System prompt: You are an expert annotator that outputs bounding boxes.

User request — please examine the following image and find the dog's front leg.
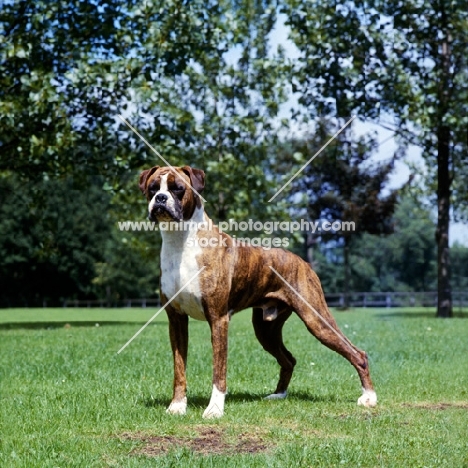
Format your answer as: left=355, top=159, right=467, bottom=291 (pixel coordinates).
left=203, top=313, right=229, bottom=419
left=166, top=308, right=189, bottom=415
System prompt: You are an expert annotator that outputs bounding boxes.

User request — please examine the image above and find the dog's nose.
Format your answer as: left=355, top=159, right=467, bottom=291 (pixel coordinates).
left=156, top=193, right=168, bottom=204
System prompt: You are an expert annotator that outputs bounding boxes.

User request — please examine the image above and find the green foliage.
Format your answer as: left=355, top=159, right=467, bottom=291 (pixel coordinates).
left=281, top=0, right=468, bottom=200
left=0, top=0, right=136, bottom=180
left=282, top=0, right=468, bottom=146
left=1, top=0, right=466, bottom=305
left=451, top=242, right=468, bottom=290
left=92, top=228, right=161, bottom=302
left=0, top=0, right=291, bottom=304
left=0, top=0, right=289, bottom=199
left=0, top=171, right=162, bottom=304
left=314, top=193, right=439, bottom=293
left=282, top=0, right=468, bottom=316
left=282, top=1, right=385, bottom=119
left=120, top=0, right=290, bottom=222
left=276, top=119, right=399, bottom=301
left=356, top=195, right=437, bottom=292
left=293, top=120, right=398, bottom=238
left=0, top=175, right=111, bottom=306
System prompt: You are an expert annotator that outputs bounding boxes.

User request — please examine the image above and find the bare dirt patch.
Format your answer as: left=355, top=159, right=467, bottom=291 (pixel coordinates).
left=121, top=426, right=270, bottom=457
left=403, top=402, right=468, bottom=410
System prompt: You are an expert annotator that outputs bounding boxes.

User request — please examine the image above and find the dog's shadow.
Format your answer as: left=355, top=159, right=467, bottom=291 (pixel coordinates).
left=143, top=391, right=347, bottom=409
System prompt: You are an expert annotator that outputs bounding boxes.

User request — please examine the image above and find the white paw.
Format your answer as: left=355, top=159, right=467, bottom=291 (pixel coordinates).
left=166, top=397, right=187, bottom=415
left=202, top=404, right=224, bottom=419
left=357, top=389, right=377, bottom=408
left=264, top=391, right=288, bottom=400
left=202, top=385, right=226, bottom=419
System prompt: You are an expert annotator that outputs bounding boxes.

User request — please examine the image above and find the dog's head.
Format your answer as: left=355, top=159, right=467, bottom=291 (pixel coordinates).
left=139, top=165, right=205, bottom=222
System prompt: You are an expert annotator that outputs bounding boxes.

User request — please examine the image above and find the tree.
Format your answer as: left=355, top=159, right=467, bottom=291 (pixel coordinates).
left=312, top=192, right=439, bottom=294
left=92, top=231, right=161, bottom=303
left=0, top=0, right=137, bottom=181
left=451, top=242, right=468, bottom=292
left=282, top=0, right=468, bottom=317
left=122, top=0, right=290, bottom=223
left=0, top=175, right=111, bottom=306
left=284, top=119, right=398, bottom=307
left=1, top=0, right=289, bottom=216
left=355, top=193, right=437, bottom=292
left=1, top=0, right=291, bottom=303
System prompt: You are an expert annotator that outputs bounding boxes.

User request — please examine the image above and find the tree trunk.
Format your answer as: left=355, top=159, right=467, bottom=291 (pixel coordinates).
left=436, top=125, right=452, bottom=318
left=303, top=231, right=318, bottom=266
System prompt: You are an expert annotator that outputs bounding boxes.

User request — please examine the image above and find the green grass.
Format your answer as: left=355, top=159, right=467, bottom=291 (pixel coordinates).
left=1, top=307, right=468, bottom=467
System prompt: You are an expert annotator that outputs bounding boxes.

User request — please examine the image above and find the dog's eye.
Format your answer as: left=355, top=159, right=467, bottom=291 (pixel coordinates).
left=171, top=185, right=185, bottom=199
left=148, top=184, right=159, bottom=196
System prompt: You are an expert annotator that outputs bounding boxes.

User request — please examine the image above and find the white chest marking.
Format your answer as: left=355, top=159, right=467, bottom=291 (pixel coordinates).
left=160, top=206, right=206, bottom=321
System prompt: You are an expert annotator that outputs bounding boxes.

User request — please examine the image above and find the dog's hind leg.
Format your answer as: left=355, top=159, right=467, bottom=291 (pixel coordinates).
left=292, top=296, right=377, bottom=407
left=252, top=307, right=296, bottom=399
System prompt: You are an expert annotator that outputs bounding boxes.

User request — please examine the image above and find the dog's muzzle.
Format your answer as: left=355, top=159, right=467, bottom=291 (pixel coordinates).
left=149, top=193, right=179, bottom=221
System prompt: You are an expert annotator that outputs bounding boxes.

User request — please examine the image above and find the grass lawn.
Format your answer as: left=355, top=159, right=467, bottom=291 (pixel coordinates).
left=1, top=307, right=467, bottom=467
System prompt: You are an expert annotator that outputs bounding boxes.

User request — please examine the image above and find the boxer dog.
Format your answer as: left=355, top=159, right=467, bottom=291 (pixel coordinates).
left=139, top=165, right=377, bottom=418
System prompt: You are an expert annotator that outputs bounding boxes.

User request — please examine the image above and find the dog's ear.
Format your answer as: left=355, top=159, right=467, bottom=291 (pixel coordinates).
left=181, top=166, right=205, bottom=194
left=139, top=166, right=159, bottom=194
